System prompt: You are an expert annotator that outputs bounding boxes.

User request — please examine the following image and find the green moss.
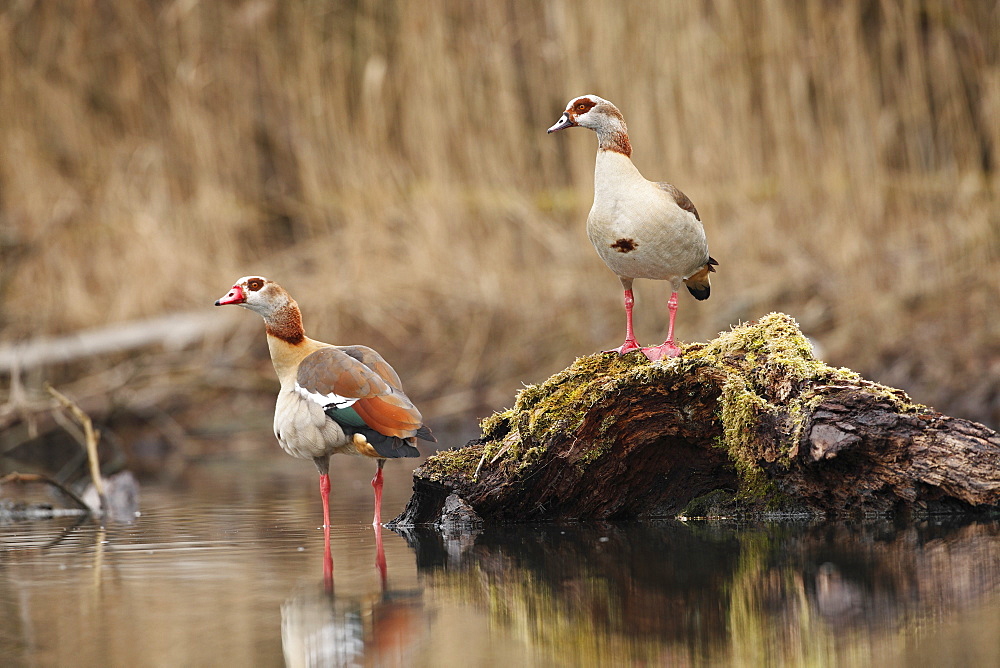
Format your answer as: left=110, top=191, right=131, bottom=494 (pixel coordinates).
left=515, top=353, right=646, bottom=441
left=734, top=465, right=781, bottom=507
left=575, top=436, right=615, bottom=469
left=719, top=376, right=771, bottom=468
left=419, top=312, right=926, bottom=506
left=687, top=313, right=925, bottom=503
left=506, top=352, right=649, bottom=459
left=418, top=352, right=653, bottom=480
left=419, top=442, right=486, bottom=483
left=598, top=413, right=618, bottom=435
left=480, top=410, right=513, bottom=441
left=680, top=489, right=738, bottom=518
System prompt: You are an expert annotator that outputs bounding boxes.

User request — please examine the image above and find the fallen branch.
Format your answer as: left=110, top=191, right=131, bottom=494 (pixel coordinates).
left=393, top=313, right=1000, bottom=525
left=0, top=311, right=227, bottom=372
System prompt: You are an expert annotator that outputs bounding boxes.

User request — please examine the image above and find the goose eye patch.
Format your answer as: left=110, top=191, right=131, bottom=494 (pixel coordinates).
left=247, top=278, right=264, bottom=291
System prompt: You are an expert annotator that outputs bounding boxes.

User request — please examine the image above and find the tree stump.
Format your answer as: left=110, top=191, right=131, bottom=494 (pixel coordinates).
left=392, top=314, right=1000, bottom=525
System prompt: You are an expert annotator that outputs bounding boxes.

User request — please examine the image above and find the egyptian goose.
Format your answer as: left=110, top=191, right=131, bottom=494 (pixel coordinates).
left=547, top=95, right=718, bottom=360
left=215, top=276, right=435, bottom=571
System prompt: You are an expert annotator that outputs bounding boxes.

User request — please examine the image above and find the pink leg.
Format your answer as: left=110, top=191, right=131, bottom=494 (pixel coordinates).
left=607, top=288, right=641, bottom=354
left=319, top=473, right=333, bottom=588
left=642, top=292, right=682, bottom=361
left=665, top=291, right=678, bottom=346
left=372, top=460, right=388, bottom=583
left=374, top=522, right=387, bottom=590
left=371, top=460, right=385, bottom=528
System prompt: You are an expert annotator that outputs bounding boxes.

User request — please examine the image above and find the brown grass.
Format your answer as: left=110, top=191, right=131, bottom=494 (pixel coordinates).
left=0, top=1, right=998, bottom=432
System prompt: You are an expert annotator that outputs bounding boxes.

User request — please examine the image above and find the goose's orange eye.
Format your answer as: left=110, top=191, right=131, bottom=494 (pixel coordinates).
left=247, top=278, right=264, bottom=291
left=576, top=103, right=587, bottom=111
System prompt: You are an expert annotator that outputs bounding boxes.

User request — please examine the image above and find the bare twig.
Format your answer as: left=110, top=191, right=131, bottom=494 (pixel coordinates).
left=45, top=384, right=107, bottom=513
left=0, top=472, right=91, bottom=512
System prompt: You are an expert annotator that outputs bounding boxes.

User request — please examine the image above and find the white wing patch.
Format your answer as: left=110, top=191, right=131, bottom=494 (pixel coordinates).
left=294, top=382, right=359, bottom=410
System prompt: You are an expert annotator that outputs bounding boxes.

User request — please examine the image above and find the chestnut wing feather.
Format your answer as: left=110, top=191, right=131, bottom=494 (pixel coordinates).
left=296, top=347, right=434, bottom=457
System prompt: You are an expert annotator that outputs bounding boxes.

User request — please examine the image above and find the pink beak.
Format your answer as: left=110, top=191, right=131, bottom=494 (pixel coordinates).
left=215, top=285, right=245, bottom=306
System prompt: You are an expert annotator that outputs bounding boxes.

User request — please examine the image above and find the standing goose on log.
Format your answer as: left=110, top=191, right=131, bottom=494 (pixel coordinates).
left=548, top=94, right=718, bottom=360
left=215, top=277, right=435, bottom=573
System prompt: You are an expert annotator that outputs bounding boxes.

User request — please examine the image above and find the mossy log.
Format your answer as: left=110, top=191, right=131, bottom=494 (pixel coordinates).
left=392, top=314, right=1000, bottom=524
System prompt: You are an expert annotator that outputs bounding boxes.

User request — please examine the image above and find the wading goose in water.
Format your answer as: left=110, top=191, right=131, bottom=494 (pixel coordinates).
left=547, top=94, right=718, bottom=360
left=215, top=276, right=434, bottom=578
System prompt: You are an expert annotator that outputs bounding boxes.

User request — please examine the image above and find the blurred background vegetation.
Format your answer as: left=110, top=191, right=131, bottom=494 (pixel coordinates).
left=0, top=1, right=997, bottom=477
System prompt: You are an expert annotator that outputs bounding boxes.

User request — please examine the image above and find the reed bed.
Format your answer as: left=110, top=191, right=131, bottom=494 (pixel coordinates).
left=0, top=0, right=997, bottom=445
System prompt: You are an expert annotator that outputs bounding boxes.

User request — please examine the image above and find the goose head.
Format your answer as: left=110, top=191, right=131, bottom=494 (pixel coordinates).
left=215, top=275, right=294, bottom=320
left=547, top=94, right=624, bottom=134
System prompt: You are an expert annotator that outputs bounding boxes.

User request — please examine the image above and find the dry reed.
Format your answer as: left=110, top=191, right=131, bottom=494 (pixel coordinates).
left=0, top=0, right=997, bottom=435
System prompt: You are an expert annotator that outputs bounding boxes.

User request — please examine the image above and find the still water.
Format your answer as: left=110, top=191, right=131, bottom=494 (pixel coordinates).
left=2, top=453, right=1000, bottom=667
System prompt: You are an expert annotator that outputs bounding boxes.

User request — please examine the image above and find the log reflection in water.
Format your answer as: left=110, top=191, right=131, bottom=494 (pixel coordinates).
left=395, top=519, right=1000, bottom=664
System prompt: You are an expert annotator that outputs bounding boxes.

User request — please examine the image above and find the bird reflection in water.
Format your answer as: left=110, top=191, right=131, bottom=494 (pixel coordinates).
left=813, top=561, right=866, bottom=621
left=283, top=525, right=425, bottom=667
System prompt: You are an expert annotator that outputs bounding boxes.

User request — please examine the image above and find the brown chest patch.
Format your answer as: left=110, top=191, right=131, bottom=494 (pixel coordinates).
left=611, top=238, right=638, bottom=253
left=266, top=304, right=306, bottom=345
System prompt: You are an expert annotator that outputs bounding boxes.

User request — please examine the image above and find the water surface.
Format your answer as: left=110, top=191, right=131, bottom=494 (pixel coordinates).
left=2, top=454, right=999, bottom=667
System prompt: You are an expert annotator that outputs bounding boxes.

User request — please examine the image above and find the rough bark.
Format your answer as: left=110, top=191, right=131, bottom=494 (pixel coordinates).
left=392, top=314, right=1000, bottom=525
